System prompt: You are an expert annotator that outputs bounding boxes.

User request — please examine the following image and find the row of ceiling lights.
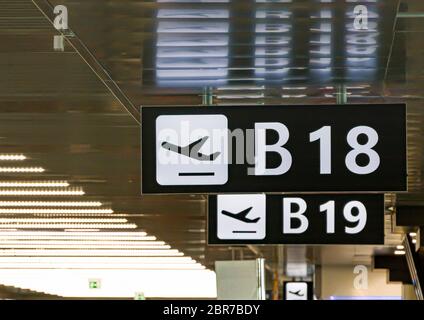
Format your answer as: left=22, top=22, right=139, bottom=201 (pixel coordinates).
left=0, top=153, right=214, bottom=296
left=0, top=153, right=209, bottom=282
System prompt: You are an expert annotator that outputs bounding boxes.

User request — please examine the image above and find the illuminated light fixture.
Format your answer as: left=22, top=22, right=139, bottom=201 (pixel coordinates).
left=0, top=242, right=169, bottom=249
left=282, top=94, right=307, bottom=98
left=412, top=239, right=417, bottom=244
left=0, top=188, right=84, bottom=196
left=0, top=181, right=69, bottom=187
left=348, top=95, right=369, bottom=98
left=0, top=231, right=155, bottom=241
left=0, top=236, right=157, bottom=242
left=157, top=69, right=227, bottom=79
left=394, top=250, right=405, bottom=255
left=0, top=167, right=44, bottom=173
left=310, top=10, right=333, bottom=19
left=255, top=48, right=290, bottom=56
left=0, top=201, right=102, bottom=207
left=156, top=58, right=228, bottom=69
left=0, top=240, right=161, bottom=245
left=0, top=223, right=136, bottom=229
left=0, top=235, right=156, bottom=241
left=256, top=10, right=291, bottom=19
left=0, top=231, right=147, bottom=237
left=0, top=256, right=194, bottom=263
left=396, top=245, right=405, bottom=250
left=0, top=209, right=113, bottom=214
left=310, top=24, right=332, bottom=32
left=0, top=249, right=183, bottom=257
left=255, top=68, right=289, bottom=76
left=310, top=47, right=331, bottom=55
left=256, top=23, right=290, bottom=33
left=346, top=85, right=369, bottom=90
left=157, top=9, right=229, bottom=19
left=32, top=214, right=117, bottom=218
left=282, top=87, right=307, bottom=90
left=216, top=94, right=264, bottom=99
left=0, top=218, right=127, bottom=223
left=157, top=47, right=229, bottom=58
left=157, top=21, right=229, bottom=34
left=0, top=155, right=26, bottom=161
left=0, top=263, right=206, bottom=270
left=409, top=232, right=417, bottom=237
left=216, top=86, right=264, bottom=91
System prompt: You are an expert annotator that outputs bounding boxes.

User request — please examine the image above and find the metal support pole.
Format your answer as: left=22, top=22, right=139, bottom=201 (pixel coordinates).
left=202, top=86, right=214, bottom=106
left=336, top=84, right=347, bottom=105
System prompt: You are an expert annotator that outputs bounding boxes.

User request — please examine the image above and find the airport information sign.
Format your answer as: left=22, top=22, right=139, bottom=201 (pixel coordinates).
left=141, top=104, right=406, bottom=194
left=208, top=194, right=384, bottom=245
left=283, top=282, right=314, bottom=300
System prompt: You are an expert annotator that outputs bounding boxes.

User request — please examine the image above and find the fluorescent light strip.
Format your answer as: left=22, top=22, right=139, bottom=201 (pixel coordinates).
left=0, top=263, right=205, bottom=270
left=0, top=201, right=102, bottom=207
left=282, top=94, right=307, bottom=98
left=0, top=241, right=166, bottom=246
left=0, top=240, right=167, bottom=249
left=0, top=181, right=69, bottom=187
left=0, top=155, right=26, bottom=161
left=0, top=209, right=113, bottom=214
left=0, top=235, right=156, bottom=241
left=0, top=167, right=44, bottom=173
left=0, top=231, right=148, bottom=237
left=0, top=218, right=127, bottom=223
left=0, top=224, right=137, bottom=229
left=216, top=94, right=264, bottom=99
left=0, top=244, right=170, bottom=249
left=216, top=86, right=265, bottom=91
left=282, top=87, right=307, bottom=90
left=0, top=257, right=194, bottom=263
left=31, top=214, right=117, bottom=218
left=0, top=189, right=84, bottom=195
left=0, top=250, right=183, bottom=257
left=0, top=231, right=155, bottom=241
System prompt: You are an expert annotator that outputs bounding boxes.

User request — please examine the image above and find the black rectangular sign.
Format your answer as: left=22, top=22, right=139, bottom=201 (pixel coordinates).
left=141, top=104, right=406, bottom=194
left=208, top=194, right=384, bottom=245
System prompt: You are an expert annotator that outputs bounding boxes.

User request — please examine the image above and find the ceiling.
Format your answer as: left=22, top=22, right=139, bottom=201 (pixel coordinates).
left=1, top=0, right=424, bottom=283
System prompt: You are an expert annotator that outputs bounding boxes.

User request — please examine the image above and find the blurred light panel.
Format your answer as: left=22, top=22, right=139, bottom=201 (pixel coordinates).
left=0, top=201, right=103, bottom=207
left=0, top=154, right=26, bottom=161
left=0, top=181, right=70, bottom=187
left=0, top=188, right=84, bottom=196
left=155, top=4, right=229, bottom=87
left=255, top=3, right=292, bottom=82
left=0, top=167, right=44, bottom=173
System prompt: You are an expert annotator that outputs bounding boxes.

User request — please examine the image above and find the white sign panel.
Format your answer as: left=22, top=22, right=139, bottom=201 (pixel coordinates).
left=285, top=282, right=308, bottom=300
left=155, top=114, right=228, bottom=185
left=217, top=194, right=266, bottom=240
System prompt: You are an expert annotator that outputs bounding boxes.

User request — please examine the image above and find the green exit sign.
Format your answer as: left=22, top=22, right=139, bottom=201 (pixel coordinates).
left=134, top=292, right=145, bottom=300
left=89, top=279, right=101, bottom=289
